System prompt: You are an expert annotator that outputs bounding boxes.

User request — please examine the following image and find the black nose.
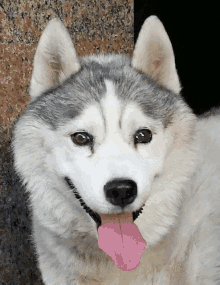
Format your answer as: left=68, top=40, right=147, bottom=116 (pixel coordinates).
left=104, top=179, right=137, bottom=207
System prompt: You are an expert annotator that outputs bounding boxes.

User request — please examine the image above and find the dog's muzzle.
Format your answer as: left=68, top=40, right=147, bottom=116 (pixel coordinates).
left=64, top=177, right=144, bottom=228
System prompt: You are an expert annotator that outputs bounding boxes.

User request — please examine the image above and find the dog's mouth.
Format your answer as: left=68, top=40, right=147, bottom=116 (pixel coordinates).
left=65, top=177, right=144, bottom=228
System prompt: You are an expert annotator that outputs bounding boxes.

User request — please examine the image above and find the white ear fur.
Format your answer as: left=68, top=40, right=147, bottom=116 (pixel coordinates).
left=132, top=16, right=181, bottom=94
left=29, top=18, right=81, bottom=99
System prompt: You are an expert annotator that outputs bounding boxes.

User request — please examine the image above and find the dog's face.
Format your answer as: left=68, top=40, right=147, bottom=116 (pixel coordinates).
left=13, top=16, right=196, bottom=246
left=47, top=79, right=167, bottom=216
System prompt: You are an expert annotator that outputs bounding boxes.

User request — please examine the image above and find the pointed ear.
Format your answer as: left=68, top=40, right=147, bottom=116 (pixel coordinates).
left=132, top=16, right=181, bottom=94
left=29, top=18, right=81, bottom=99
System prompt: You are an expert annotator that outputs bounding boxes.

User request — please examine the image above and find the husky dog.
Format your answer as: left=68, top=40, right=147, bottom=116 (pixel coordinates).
left=13, top=16, right=220, bottom=284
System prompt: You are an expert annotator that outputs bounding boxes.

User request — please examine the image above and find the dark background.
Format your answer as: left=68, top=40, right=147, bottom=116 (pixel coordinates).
left=134, top=0, right=219, bottom=115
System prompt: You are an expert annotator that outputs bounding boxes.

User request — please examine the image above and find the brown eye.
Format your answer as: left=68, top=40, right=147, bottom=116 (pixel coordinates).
left=71, top=132, right=93, bottom=146
left=134, top=129, right=152, bottom=145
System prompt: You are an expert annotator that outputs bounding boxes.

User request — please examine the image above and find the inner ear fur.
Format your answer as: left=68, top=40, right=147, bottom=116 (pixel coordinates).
left=29, top=18, right=81, bottom=99
left=132, top=16, right=181, bottom=94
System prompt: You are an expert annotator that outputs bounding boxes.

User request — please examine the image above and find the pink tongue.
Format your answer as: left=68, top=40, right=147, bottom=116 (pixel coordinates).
left=98, top=212, right=146, bottom=271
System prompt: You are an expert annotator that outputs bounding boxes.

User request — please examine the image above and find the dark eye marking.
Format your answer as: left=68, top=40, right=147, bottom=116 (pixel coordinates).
left=134, top=129, right=152, bottom=145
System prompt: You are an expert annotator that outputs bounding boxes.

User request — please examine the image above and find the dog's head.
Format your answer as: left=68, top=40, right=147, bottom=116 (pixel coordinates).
left=13, top=16, right=196, bottom=248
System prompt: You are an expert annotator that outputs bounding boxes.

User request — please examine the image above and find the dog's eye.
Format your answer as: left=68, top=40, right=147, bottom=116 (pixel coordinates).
left=134, top=129, right=152, bottom=144
left=71, top=132, right=93, bottom=146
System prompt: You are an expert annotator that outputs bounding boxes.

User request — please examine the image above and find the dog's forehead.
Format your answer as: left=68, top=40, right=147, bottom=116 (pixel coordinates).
left=101, top=80, right=158, bottom=133
left=62, top=80, right=137, bottom=131
left=86, top=80, right=157, bottom=134
left=57, top=80, right=150, bottom=135
left=101, top=80, right=122, bottom=132
left=25, top=55, right=180, bottom=130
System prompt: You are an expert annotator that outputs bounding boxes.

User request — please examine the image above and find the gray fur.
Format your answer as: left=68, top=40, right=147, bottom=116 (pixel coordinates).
left=24, top=54, right=187, bottom=130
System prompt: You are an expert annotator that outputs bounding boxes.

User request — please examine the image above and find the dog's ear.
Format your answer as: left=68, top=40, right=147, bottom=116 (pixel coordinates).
left=29, top=18, right=80, bottom=99
left=132, top=16, right=181, bottom=94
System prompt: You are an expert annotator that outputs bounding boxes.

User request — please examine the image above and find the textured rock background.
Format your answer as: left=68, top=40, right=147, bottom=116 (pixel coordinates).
left=0, top=1, right=133, bottom=284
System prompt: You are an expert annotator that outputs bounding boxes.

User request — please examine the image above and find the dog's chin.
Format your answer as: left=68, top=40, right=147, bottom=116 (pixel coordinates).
left=64, top=177, right=144, bottom=228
